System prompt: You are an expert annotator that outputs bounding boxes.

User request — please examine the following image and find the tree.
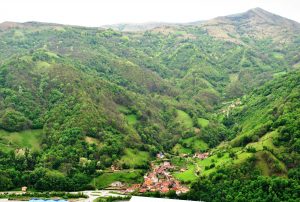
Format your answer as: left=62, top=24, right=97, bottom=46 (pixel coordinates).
left=0, top=109, right=31, bottom=131
left=0, top=175, right=13, bottom=191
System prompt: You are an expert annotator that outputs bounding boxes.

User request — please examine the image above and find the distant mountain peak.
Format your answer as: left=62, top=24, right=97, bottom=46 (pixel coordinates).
left=197, top=7, right=300, bottom=44
left=246, top=7, right=273, bottom=19
left=225, top=7, right=300, bottom=25
left=246, top=7, right=279, bottom=16
left=248, top=7, right=268, bottom=13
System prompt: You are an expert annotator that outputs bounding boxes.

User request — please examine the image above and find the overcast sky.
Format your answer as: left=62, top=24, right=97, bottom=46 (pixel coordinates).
left=0, top=0, right=299, bottom=27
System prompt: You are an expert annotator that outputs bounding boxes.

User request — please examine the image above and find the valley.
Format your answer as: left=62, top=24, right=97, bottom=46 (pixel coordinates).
left=0, top=7, right=299, bottom=202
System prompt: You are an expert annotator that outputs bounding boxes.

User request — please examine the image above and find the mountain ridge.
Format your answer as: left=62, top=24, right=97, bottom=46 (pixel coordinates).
left=0, top=7, right=299, bottom=200
left=2, top=7, right=299, bottom=44
left=101, top=7, right=300, bottom=35
left=2, top=7, right=299, bottom=31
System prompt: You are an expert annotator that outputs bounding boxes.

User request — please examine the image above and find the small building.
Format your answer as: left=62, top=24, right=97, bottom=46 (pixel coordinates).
left=132, top=184, right=141, bottom=189
left=161, top=187, right=170, bottom=193
left=126, top=184, right=141, bottom=193
left=139, top=188, right=147, bottom=193
left=143, top=178, right=153, bottom=186
left=193, top=152, right=209, bottom=160
left=180, top=168, right=187, bottom=172
left=176, top=186, right=190, bottom=195
left=110, top=181, right=124, bottom=187
left=157, top=152, right=165, bottom=159
left=22, top=186, right=27, bottom=192
left=111, top=165, right=120, bottom=172
left=163, top=162, right=172, bottom=167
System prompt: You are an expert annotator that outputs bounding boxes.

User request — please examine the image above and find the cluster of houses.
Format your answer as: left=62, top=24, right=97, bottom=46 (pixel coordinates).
left=156, top=152, right=165, bottom=159
left=108, top=151, right=210, bottom=195
left=221, top=99, right=242, bottom=117
left=179, top=152, right=210, bottom=160
left=193, top=152, right=209, bottom=160
left=126, top=161, right=189, bottom=195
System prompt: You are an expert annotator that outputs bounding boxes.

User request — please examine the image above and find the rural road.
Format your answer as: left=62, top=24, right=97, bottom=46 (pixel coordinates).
left=80, top=190, right=126, bottom=202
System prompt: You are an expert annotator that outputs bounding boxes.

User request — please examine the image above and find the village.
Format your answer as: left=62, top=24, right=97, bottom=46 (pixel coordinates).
left=3, top=151, right=211, bottom=202
left=108, top=151, right=210, bottom=195
left=126, top=161, right=189, bottom=195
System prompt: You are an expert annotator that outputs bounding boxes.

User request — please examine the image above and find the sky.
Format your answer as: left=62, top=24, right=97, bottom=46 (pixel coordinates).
left=0, top=0, right=299, bottom=27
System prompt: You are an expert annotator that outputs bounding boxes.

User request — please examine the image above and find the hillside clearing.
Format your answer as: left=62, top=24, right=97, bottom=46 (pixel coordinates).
left=93, top=170, right=144, bottom=189
left=0, top=129, right=43, bottom=152
left=175, top=110, right=193, bottom=129
left=197, top=118, right=209, bottom=128
left=119, top=148, right=150, bottom=168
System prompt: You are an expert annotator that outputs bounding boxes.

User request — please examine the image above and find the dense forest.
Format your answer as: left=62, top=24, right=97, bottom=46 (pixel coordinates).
left=0, top=8, right=299, bottom=201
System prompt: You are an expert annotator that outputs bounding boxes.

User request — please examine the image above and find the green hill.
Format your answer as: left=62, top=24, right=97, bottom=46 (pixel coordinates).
left=184, top=71, right=300, bottom=202
left=230, top=71, right=300, bottom=170
left=0, top=8, right=299, bottom=199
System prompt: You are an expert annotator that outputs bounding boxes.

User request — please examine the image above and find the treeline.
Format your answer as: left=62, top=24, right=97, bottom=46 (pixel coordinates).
left=0, top=150, right=92, bottom=191
left=181, top=160, right=300, bottom=202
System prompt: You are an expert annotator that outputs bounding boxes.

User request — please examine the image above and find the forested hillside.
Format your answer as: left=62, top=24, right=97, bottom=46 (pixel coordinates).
left=0, top=8, right=299, bottom=198
left=183, top=71, right=300, bottom=202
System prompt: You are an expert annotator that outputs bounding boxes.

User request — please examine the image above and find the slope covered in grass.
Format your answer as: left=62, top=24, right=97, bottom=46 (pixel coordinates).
left=0, top=129, right=43, bottom=152
left=175, top=110, right=193, bottom=129
left=225, top=71, right=300, bottom=175
left=119, top=148, right=150, bottom=169
left=197, top=118, right=209, bottom=128
left=182, top=137, right=209, bottom=151
left=94, top=170, right=144, bottom=189
left=174, top=164, right=198, bottom=182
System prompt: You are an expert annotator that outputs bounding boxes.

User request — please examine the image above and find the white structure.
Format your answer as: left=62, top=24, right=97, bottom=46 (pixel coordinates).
left=130, top=196, right=201, bottom=202
left=110, top=181, right=124, bottom=187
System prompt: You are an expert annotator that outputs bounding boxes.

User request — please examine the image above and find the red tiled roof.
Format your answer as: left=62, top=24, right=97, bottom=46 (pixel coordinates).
left=140, top=188, right=147, bottom=193
left=161, top=187, right=169, bottom=193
